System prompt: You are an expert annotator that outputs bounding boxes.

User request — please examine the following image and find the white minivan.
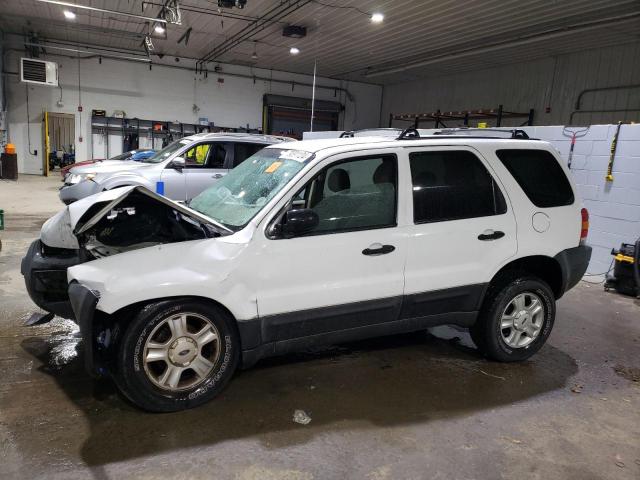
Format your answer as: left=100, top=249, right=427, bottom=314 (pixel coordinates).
left=23, top=129, right=591, bottom=411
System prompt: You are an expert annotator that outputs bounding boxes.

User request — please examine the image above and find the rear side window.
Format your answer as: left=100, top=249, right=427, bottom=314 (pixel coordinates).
left=496, top=149, right=574, bottom=207
left=409, top=150, right=507, bottom=223
left=234, top=143, right=265, bottom=167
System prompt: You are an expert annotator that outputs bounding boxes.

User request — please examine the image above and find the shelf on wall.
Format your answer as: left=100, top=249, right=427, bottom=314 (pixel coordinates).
left=389, top=105, right=535, bottom=128
left=90, top=115, right=263, bottom=159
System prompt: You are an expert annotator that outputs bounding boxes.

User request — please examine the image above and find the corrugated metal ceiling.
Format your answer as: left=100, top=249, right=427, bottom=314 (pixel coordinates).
left=1, top=0, right=638, bottom=84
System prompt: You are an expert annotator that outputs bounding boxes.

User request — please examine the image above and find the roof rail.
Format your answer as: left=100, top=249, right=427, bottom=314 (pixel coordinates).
left=339, top=131, right=354, bottom=138
left=432, top=128, right=530, bottom=139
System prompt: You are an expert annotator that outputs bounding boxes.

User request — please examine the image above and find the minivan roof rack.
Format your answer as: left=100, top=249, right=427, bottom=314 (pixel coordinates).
left=397, top=127, right=531, bottom=140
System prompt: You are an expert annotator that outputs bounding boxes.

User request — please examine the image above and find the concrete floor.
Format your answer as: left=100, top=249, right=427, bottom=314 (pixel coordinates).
left=1, top=175, right=639, bottom=480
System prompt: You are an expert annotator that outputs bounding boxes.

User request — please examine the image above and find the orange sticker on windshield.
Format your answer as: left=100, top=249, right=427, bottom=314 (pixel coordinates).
left=265, top=161, right=283, bottom=173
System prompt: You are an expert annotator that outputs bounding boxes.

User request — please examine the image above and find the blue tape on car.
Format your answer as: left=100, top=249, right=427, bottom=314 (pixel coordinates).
left=156, top=181, right=165, bottom=195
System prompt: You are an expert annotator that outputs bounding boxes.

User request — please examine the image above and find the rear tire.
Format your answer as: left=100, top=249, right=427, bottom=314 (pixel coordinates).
left=113, top=299, right=239, bottom=412
left=471, top=273, right=555, bottom=362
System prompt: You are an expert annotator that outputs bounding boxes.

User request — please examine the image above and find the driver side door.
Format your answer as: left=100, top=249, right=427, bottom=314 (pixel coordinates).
left=185, top=142, right=229, bottom=200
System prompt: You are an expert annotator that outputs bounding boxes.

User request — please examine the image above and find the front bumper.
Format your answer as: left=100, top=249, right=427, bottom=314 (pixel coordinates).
left=68, top=282, right=101, bottom=376
left=555, top=244, right=592, bottom=296
left=59, top=180, right=102, bottom=205
left=21, top=240, right=82, bottom=319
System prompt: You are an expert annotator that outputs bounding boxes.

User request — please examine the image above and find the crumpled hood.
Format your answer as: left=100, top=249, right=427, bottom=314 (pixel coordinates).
left=68, top=160, right=155, bottom=175
left=40, top=186, right=227, bottom=250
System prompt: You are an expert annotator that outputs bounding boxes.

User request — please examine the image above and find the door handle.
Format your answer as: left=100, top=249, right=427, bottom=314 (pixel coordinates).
left=478, top=229, right=505, bottom=241
left=362, top=243, right=395, bottom=256
left=212, top=173, right=224, bottom=179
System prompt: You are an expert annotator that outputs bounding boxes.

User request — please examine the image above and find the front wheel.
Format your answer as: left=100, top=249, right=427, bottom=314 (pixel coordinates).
left=113, top=299, right=239, bottom=412
left=471, top=274, right=555, bottom=362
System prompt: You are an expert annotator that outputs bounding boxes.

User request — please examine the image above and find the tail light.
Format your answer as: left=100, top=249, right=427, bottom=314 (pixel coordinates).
left=580, top=208, right=589, bottom=244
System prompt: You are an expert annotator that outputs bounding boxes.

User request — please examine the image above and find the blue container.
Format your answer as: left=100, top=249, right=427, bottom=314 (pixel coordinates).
left=156, top=181, right=165, bottom=195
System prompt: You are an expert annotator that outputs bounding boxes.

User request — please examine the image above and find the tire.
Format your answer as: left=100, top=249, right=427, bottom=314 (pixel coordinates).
left=113, top=299, right=239, bottom=412
left=471, top=272, right=555, bottom=362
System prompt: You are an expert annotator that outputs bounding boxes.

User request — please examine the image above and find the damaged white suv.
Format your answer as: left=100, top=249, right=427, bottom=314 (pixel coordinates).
left=22, top=128, right=591, bottom=412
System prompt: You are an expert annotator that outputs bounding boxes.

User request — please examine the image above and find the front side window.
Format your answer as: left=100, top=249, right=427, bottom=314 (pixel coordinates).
left=496, top=149, right=574, bottom=208
left=184, top=143, right=210, bottom=167
left=288, top=154, right=398, bottom=235
left=410, top=150, right=507, bottom=223
left=189, top=148, right=312, bottom=230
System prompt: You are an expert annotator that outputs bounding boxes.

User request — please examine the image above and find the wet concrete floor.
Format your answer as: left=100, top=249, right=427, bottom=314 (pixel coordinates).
left=0, top=176, right=639, bottom=479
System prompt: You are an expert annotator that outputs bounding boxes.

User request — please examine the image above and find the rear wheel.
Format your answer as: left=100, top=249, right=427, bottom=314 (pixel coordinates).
left=113, top=299, right=239, bottom=412
left=471, top=273, right=555, bottom=362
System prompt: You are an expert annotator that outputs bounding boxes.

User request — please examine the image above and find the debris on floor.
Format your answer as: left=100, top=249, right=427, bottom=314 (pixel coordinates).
left=293, top=410, right=312, bottom=425
left=570, top=384, right=584, bottom=393
left=613, top=364, right=640, bottom=383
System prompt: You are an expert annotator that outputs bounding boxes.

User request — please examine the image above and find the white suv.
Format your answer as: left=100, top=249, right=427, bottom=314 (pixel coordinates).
left=22, top=128, right=591, bottom=411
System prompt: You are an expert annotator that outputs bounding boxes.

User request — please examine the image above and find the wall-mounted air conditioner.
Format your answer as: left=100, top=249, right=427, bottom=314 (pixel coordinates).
left=21, top=58, right=58, bottom=87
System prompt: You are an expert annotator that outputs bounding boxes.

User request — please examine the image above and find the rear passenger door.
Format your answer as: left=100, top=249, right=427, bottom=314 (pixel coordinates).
left=402, top=147, right=517, bottom=318
left=185, top=142, right=229, bottom=200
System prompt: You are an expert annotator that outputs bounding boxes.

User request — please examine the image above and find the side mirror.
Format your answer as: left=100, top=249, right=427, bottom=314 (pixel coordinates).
left=281, top=209, right=319, bottom=238
left=171, top=157, right=186, bottom=171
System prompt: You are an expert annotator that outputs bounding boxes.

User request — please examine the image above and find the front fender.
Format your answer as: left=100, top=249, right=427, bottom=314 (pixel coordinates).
left=98, top=173, right=155, bottom=191
left=67, top=238, right=256, bottom=321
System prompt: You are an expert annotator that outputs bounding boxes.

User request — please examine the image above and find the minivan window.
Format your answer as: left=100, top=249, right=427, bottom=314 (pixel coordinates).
left=496, top=149, right=574, bottom=208
left=410, top=150, right=507, bottom=223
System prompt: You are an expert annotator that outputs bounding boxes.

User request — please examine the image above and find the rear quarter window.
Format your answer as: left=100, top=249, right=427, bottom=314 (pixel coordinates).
left=495, top=149, right=574, bottom=208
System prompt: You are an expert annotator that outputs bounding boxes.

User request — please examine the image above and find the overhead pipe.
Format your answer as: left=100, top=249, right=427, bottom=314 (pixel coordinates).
left=35, top=0, right=168, bottom=23
left=4, top=47, right=355, bottom=102
left=141, top=1, right=258, bottom=22
left=575, top=84, right=640, bottom=110
left=198, top=0, right=312, bottom=66
left=22, top=42, right=151, bottom=63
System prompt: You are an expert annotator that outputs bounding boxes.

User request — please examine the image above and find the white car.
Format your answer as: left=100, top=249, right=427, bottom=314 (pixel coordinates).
left=22, top=128, right=591, bottom=411
left=59, top=133, right=294, bottom=204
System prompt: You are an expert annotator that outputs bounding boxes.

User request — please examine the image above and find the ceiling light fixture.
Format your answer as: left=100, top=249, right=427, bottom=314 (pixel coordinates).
left=251, top=41, right=258, bottom=59
left=154, top=25, right=165, bottom=34
left=63, top=9, right=76, bottom=19
left=289, top=47, right=300, bottom=55
left=370, top=12, right=384, bottom=23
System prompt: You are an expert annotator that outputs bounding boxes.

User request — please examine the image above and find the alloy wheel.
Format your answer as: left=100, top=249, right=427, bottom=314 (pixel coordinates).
left=499, top=292, right=544, bottom=348
left=143, top=312, right=220, bottom=391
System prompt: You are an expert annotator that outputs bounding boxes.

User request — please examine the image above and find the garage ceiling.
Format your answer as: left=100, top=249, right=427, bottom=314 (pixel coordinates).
left=2, top=0, right=639, bottom=84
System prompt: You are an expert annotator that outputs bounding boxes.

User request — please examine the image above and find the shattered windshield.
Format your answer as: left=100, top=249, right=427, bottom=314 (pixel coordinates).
left=141, top=139, right=191, bottom=163
left=189, top=148, right=312, bottom=230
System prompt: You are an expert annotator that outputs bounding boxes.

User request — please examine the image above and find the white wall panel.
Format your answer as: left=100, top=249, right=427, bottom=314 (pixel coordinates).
left=5, top=51, right=382, bottom=174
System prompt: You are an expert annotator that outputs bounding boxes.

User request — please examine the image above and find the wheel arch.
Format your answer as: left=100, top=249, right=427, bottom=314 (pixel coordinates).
left=95, top=295, right=245, bottom=371
left=490, top=255, right=564, bottom=299
left=101, top=175, right=153, bottom=191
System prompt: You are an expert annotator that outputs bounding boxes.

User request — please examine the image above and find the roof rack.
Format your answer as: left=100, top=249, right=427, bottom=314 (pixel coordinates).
left=340, top=128, right=402, bottom=138
left=396, top=127, right=531, bottom=140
